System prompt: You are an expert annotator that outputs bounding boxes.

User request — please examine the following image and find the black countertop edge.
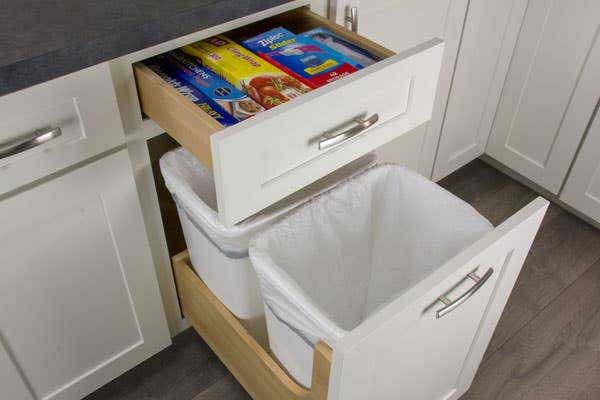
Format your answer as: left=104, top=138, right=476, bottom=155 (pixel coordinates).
left=0, top=0, right=295, bottom=97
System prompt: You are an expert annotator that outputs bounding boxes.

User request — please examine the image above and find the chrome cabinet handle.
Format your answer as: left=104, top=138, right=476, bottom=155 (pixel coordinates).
left=435, top=268, right=494, bottom=319
left=0, top=127, right=62, bottom=160
left=345, top=6, right=359, bottom=33
left=314, top=113, right=379, bottom=150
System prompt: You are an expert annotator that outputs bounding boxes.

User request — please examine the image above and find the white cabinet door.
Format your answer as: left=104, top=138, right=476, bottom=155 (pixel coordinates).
left=486, top=0, right=600, bottom=193
left=433, top=0, right=528, bottom=180
left=331, top=0, right=469, bottom=176
left=1, top=341, right=34, bottom=400
left=561, top=107, right=600, bottom=224
left=329, top=198, right=548, bottom=400
left=0, top=150, right=171, bottom=400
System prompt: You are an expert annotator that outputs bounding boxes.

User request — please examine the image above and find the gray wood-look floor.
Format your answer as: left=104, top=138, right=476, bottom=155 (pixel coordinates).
left=84, top=159, right=600, bottom=400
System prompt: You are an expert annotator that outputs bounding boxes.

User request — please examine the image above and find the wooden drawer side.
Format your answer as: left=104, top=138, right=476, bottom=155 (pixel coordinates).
left=172, top=251, right=332, bottom=400
left=134, top=63, right=221, bottom=169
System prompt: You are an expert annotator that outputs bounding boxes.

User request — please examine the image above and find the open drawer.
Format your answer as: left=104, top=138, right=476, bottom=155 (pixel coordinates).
left=134, top=6, right=444, bottom=226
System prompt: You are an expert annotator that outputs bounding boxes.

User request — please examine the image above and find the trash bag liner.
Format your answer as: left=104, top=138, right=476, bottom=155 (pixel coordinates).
left=160, top=147, right=376, bottom=324
left=249, top=164, right=493, bottom=386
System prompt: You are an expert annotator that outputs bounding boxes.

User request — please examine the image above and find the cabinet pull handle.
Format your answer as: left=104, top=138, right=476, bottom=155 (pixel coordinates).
left=314, top=113, right=378, bottom=150
left=435, top=268, right=494, bottom=319
left=0, top=127, right=62, bottom=160
left=345, top=6, right=359, bottom=33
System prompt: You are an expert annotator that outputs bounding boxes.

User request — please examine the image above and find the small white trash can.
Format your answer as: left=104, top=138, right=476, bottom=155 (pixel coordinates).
left=249, top=164, right=493, bottom=387
left=160, top=148, right=375, bottom=342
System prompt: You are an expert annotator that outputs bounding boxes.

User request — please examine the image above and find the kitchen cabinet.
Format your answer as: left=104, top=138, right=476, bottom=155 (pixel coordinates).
left=1, top=341, right=33, bottom=400
left=561, top=107, right=600, bottom=224
left=486, top=0, right=600, bottom=194
left=433, top=0, right=528, bottom=180
left=328, top=0, right=469, bottom=177
left=0, top=150, right=171, bottom=400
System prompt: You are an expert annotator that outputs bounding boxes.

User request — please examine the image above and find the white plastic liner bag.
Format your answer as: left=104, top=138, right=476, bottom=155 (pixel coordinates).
left=249, top=164, right=493, bottom=387
left=160, top=147, right=376, bottom=321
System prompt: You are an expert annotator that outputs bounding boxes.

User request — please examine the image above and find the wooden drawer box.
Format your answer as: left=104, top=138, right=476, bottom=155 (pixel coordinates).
left=134, top=7, right=444, bottom=226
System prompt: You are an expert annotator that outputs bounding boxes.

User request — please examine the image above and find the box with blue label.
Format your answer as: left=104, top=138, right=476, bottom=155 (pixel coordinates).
left=144, top=55, right=239, bottom=127
left=242, top=27, right=360, bottom=89
left=164, top=50, right=265, bottom=120
left=301, top=27, right=380, bottom=68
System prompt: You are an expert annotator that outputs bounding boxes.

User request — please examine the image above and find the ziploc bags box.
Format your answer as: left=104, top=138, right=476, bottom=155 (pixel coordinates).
left=144, top=55, right=238, bottom=127
left=166, top=49, right=264, bottom=120
left=242, top=27, right=359, bottom=89
left=183, top=35, right=311, bottom=109
left=301, top=27, right=380, bottom=68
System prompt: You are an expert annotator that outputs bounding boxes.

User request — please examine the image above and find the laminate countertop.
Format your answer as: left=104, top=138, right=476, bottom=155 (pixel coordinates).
left=0, top=0, right=295, bottom=97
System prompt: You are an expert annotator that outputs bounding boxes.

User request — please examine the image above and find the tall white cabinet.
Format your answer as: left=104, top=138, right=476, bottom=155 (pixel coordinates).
left=485, top=0, right=600, bottom=193
left=0, top=150, right=171, bottom=400
left=561, top=108, right=600, bottom=222
left=432, top=0, right=528, bottom=180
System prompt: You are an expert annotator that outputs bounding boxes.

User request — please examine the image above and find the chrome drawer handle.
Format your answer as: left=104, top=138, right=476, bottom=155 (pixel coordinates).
left=315, top=113, right=379, bottom=150
left=0, top=127, right=62, bottom=160
left=435, top=268, right=494, bottom=319
left=345, top=6, right=359, bottom=33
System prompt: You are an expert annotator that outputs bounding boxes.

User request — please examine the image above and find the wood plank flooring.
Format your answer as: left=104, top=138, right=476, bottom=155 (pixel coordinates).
left=84, top=159, right=600, bottom=400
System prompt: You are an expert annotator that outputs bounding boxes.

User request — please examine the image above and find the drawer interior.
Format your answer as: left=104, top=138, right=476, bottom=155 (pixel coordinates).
left=133, top=6, right=395, bottom=169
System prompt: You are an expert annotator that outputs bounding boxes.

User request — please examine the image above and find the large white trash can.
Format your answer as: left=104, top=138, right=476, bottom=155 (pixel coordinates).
left=160, top=148, right=375, bottom=341
left=249, top=164, right=493, bottom=387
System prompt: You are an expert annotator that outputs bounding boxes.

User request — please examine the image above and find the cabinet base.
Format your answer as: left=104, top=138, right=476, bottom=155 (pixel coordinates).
left=172, top=250, right=332, bottom=400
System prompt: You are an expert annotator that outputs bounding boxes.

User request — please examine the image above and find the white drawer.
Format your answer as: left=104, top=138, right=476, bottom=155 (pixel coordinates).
left=134, top=7, right=444, bottom=226
left=0, top=63, right=125, bottom=195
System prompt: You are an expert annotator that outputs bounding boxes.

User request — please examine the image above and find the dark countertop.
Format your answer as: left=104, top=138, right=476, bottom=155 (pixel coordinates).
left=0, top=0, right=294, bottom=97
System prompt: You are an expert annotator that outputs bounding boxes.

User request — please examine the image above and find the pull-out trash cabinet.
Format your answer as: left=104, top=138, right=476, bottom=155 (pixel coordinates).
left=249, top=164, right=548, bottom=400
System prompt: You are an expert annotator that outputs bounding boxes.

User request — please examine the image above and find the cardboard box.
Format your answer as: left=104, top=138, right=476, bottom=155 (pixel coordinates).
left=145, top=55, right=239, bottom=127
left=166, top=50, right=264, bottom=120
left=183, top=35, right=311, bottom=109
left=243, top=27, right=359, bottom=88
left=302, top=27, right=380, bottom=68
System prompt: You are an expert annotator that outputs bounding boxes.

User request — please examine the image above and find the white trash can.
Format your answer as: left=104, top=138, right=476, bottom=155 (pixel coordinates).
left=249, top=164, right=493, bottom=387
left=160, top=148, right=375, bottom=342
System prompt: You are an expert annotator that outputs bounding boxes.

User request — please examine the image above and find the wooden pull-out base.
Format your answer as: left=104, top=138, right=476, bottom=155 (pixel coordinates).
left=172, top=251, right=332, bottom=400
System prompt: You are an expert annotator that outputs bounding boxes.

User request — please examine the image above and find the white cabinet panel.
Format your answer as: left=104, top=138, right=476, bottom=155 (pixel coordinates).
left=1, top=342, right=34, bottom=400
left=329, top=198, right=548, bottom=400
left=353, top=0, right=450, bottom=53
left=561, top=107, right=600, bottom=224
left=433, top=0, right=528, bottom=180
left=486, top=0, right=600, bottom=193
left=0, top=150, right=170, bottom=400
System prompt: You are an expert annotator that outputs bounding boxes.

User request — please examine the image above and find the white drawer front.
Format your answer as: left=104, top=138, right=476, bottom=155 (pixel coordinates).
left=213, top=39, right=444, bottom=225
left=0, top=63, right=125, bottom=194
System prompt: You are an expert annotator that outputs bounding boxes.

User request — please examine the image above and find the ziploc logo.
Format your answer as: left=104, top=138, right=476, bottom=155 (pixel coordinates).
left=257, top=32, right=285, bottom=47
